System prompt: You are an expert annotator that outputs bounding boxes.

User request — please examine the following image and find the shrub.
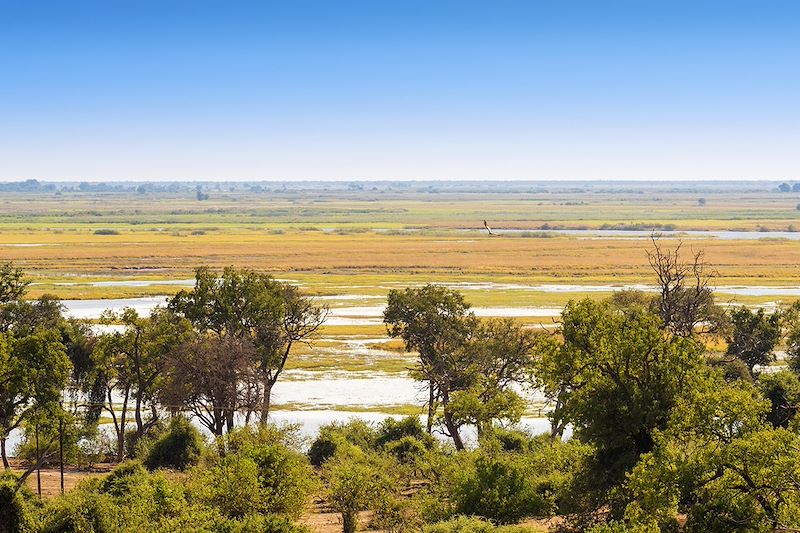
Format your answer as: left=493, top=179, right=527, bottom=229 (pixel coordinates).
left=481, top=428, right=533, bottom=453
left=384, top=436, right=429, bottom=464
left=323, top=450, right=398, bottom=533
left=39, top=491, right=120, bottom=533
left=93, top=229, right=120, bottom=235
left=454, top=452, right=551, bottom=524
left=143, top=417, right=203, bottom=471
left=308, top=419, right=378, bottom=466
left=191, top=454, right=263, bottom=518
left=422, top=516, right=530, bottom=533
left=0, top=473, right=36, bottom=533
left=248, top=444, right=316, bottom=519
left=376, top=416, right=432, bottom=448
left=307, top=433, right=339, bottom=467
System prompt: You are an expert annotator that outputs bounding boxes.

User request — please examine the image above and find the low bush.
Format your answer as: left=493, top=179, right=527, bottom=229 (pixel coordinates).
left=423, top=516, right=530, bottom=533
left=143, top=417, right=203, bottom=471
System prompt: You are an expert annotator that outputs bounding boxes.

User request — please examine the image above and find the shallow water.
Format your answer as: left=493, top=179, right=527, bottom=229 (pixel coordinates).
left=483, top=229, right=800, bottom=240
left=62, top=296, right=168, bottom=319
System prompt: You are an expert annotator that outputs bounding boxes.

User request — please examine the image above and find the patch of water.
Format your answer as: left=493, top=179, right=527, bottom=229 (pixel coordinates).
left=62, top=297, right=168, bottom=319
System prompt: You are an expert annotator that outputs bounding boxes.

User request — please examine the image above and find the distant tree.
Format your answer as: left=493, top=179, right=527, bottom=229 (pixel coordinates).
left=169, top=267, right=325, bottom=423
left=697, top=197, right=706, bottom=206
left=195, top=185, right=209, bottom=200
left=95, top=307, right=192, bottom=455
left=726, top=307, right=782, bottom=375
left=793, top=183, right=800, bottom=192
left=779, top=182, right=791, bottom=192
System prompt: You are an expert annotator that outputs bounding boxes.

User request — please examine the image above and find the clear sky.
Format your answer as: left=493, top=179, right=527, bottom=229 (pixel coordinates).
left=1, top=0, right=798, bottom=181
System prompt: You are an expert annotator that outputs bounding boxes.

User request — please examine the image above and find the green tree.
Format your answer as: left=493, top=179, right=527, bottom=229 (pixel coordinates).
left=448, top=318, right=536, bottom=438
left=726, top=307, right=781, bottom=375
left=0, top=262, right=29, bottom=305
left=169, top=267, right=325, bottom=422
left=0, top=329, right=71, bottom=469
left=533, top=299, right=704, bottom=509
left=758, top=371, right=800, bottom=428
left=624, top=370, right=800, bottom=532
left=384, top=285, right=475, bottom=447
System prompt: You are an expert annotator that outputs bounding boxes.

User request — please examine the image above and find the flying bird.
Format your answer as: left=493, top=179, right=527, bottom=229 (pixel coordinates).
left=483, top=220, right=496, bottom=236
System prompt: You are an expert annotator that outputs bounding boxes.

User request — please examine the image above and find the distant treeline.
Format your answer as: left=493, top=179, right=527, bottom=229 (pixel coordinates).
left=1, top=178, right=798, bottom=195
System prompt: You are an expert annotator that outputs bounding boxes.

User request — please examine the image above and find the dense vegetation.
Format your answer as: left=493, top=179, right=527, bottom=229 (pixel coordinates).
left=4, top=240, right=800, bottom=532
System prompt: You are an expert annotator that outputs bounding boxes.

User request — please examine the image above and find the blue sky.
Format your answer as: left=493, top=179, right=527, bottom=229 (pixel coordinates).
left=1, top=0, right=798, bottom=181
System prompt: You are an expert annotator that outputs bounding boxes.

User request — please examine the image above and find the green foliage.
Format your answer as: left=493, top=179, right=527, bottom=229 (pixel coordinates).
left=247, top=443, right=316, bottom=519
left=534, top=299, right=704, bottom=501
left=322, top=449, right=398, bottom=533
left=384, top=436, right=430, bottom=464
left=0, top=472, right=37, bottom=533
left=0, top=262, right=30, bottom=304
left=422, top=516, right=530, bottom=533
left=190, top=437, right=315, bottom=520
left=376, top=416, right=431, bottom=448
left=453, top=452, right=552, bottom=523
left=758, top=371, right=800, bottom=428
left=190, top=453, right=263, bottom=518
left=0, top=327, right=71, bottom=467
left=307, top=418, right=378, bottom=466
left=143, top=417, right=203, bottom=471
left=726, top=306, right=781, bottom=374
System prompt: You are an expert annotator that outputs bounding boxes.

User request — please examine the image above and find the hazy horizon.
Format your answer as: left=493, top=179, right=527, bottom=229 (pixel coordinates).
left=2, top=0, right=798, bottom=182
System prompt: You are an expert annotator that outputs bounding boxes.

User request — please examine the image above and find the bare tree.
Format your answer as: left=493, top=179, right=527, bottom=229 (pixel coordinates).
left=646, top=235, right=720, bottom=336
left=160, top=335, right=256, bottom=436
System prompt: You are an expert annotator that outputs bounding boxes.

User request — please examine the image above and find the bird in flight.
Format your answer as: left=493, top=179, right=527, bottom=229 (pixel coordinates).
left=483, top=220, right=496, bottom=236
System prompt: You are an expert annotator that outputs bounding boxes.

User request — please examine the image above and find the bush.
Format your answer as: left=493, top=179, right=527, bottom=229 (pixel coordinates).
left=143, top=417, right=203, bottom=471
left=481, top=428, right=533, bottom=453
left=323, top=450, right=398, bottom=533
left=307, top=433, right=339, bottom=467
left=384, top=436, right=429, bottom=464
left=376, top=416, right=433, bottom=448
left=190, top=442, right=315, bottom=520
left=0, top=473, right=37, bottom=533
left=191, top=454, right=263, bottom=518
left=93, top=229, right=120, bottom=235
left=39, top=491, right=120, bottom=533
left=454, top=452, right=551, bottom=524
left=308, top=419, right=378, bottom=466
left=248, top=444, right=316, bottom=519
left=423, top=516, right=530, bottom=533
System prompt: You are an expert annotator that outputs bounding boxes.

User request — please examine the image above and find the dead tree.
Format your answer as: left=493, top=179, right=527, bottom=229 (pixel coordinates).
left=646, top=235, right=720, bottom=336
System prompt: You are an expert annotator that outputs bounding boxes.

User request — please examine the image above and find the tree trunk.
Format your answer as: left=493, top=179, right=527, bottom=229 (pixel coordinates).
left=443, top=410, right=465, bottom=451
left=441, top=388, right=464, bottom=451
left=115, top=391, right=129, bottom=463
left=260, top=380, right=272, bottom=424
left=1, top=436, right=8, bottom=469
left=134, top=392, right=144, bottom=438
left=225, top=410, right=234, bottom=434
left=426, top=380, right=435, bottom=434
left=342, top=511, right=358, bottom=533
